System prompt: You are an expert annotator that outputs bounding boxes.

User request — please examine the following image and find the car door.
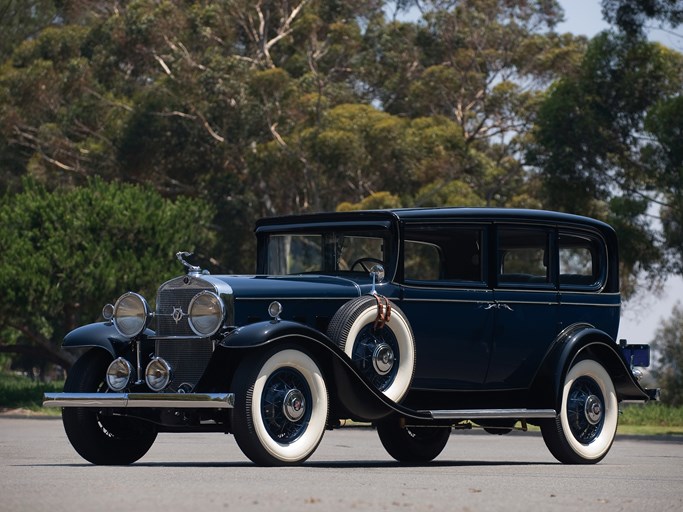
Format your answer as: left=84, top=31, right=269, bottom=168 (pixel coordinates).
left=399, top=223, right=494, bottom=389
left=488, top=225, right=559, bottom=388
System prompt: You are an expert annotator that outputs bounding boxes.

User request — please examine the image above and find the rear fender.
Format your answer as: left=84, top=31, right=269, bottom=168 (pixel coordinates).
left=530, top=324, right=650, bottom=410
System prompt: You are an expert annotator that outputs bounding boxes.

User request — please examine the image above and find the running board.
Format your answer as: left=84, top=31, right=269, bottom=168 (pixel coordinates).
left=423, top=408, right=557, bottom=420
left=43, top=392, right=234, bottom=409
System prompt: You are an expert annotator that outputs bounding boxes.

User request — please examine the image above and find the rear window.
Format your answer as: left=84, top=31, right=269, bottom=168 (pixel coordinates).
left=559, top=232, right=604, bottom=289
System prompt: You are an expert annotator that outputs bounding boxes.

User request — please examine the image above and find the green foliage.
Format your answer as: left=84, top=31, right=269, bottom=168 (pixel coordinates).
left=530, top=33, right=683, bottom=292
left=337, top=191, right=403, bottom=211
left=0, top=0, right=682, bottom=374
left=0, top=178, right=215, bottom=369
left=620, top=402, right=683, bottom=427
left=0, top=372, right=63, bottom=411
left=0, top=0, right=58, bottom=61
left=602, top=0, right=683, bottom=36
left=651, top=302, right=683, bottom=406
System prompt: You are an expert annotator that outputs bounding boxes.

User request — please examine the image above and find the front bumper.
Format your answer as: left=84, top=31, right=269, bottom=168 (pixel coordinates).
left=43, top=392, right=234, bottom=409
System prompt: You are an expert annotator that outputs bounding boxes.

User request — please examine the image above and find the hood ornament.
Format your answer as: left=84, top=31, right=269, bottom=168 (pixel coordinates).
left=176, top=251, right=202, bottom=275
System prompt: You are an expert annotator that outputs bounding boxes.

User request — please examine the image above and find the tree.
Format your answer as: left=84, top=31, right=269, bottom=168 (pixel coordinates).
left=0, top=178, right=215, bottom=374
left=356, top=0, right=586, bottom=211
left=602, top=0, right=683, bottom=36
left=651, top=302, right=683, bottom=406
left=0, top=0, right=57, bottom=61
left=529, top=32, right=683, bottom=295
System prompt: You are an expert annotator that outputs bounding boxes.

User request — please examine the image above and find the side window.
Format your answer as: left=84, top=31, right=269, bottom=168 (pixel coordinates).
left=559, top=232, right=603, bottom=288
left=404, top=241, right=442, bottom=280
left=404, top=226, right=483, bottom=285
left=498, top=228, right=551, bottom=286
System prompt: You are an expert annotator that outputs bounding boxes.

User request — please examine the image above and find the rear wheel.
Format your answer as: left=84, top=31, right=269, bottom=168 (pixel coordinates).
left=232, top=346, right=329, bottom=466
left=62, top=349, right=157, bottom=465
left=541, top=358, right=618, bottom=464
left=377, top=417, right=451, bottom=463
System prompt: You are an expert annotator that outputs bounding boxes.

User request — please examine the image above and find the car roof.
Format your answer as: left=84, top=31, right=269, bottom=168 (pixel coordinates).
left=256, top=207, right=615, bottom=235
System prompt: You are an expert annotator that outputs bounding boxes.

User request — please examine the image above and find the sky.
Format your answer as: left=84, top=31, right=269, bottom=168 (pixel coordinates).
left=556, top=0, right=683, bottom=345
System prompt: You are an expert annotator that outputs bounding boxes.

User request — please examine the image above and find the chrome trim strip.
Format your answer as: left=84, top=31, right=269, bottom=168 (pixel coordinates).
left=559, top=302, right=621, bottom=307
left=424, top=408, right=557, bottom=420
left=43, top=392, right=235, bottom=409
left=234, top=296, right=356, bottom=301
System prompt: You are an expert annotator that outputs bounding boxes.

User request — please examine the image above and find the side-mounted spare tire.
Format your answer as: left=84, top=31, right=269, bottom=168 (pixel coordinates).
left=327, top=295, right=416, bottom=403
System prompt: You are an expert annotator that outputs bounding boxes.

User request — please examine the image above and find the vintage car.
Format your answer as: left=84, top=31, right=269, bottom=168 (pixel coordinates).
left=44, top=208, right=657, bottom=466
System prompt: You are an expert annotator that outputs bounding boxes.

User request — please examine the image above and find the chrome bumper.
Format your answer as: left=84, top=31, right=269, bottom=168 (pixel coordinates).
left=43, top=392, right=234, bottom=409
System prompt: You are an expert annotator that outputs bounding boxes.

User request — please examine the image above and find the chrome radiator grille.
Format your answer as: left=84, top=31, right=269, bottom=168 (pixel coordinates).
left=155, top=276, right=214, bottom=337
left=156, top=338, right=214, bottom=390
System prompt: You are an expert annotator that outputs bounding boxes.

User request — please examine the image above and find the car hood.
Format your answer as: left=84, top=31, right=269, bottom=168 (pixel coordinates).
left=211, top=274, right=363, bottom=300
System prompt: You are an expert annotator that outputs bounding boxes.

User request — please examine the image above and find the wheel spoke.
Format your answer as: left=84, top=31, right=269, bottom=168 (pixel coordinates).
left=261, top=367, right=312, bottom=443
left=567, top=376, right=605, bottom=444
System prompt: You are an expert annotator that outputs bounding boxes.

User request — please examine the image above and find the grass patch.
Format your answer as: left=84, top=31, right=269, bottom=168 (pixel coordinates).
left=2, top=371, right=683, bottom=433
left=620, top=402, right=683, bottom=427
left=0, top=372, right=64, bottom=412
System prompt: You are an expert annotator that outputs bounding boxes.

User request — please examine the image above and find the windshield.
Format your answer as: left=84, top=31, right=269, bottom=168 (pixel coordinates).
left=266, top=231, right=388, bottom=275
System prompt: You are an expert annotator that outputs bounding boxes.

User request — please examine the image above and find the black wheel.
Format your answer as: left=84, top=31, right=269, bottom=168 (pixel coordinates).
left=350, top=257, right=384, bottom=272
left=377, top=417, right=450, bottom=463
left=232, top=346, right=329, bottom=466
left=327, top=296, right=415, bottom=402
left=61, top=349, right=157, bottom=465
left=540, top=358, right=618, bottom=464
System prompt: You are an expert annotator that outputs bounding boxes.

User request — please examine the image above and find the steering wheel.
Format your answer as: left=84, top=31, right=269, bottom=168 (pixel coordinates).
left=350, top=257, right=384, bottom=273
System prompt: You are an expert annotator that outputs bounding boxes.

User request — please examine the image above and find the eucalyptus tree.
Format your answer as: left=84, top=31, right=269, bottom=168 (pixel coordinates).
left=529, top=32, right=683, bottom=294
left=651, top=302, right=683, bottom=406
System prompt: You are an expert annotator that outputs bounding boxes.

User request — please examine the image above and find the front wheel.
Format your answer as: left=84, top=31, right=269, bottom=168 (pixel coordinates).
left=61, top=349, right=157, bottom=465
left=232, top=346, right=329, bottom=466
left=541, top=358, right=618, bottom=464
left=377, top=417, right=451, bottom=463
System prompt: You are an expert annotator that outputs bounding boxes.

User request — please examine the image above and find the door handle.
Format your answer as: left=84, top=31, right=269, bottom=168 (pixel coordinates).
left=482, top=303, right=514, bottom=311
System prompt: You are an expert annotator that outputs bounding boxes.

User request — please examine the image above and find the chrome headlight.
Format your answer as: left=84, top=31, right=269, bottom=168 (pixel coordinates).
left=113, top=292, right=150, bottom=337
left=188, top=291, right=225, bottom=337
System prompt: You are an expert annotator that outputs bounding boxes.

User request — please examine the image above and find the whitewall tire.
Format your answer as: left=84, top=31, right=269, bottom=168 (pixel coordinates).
left=232, top=347, right=329, bottom=466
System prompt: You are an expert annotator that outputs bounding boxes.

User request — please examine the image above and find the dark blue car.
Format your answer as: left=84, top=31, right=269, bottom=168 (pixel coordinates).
left=45, top=208, right=657, bottom=466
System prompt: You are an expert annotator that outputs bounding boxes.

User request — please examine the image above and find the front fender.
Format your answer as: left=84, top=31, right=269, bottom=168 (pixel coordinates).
left=530, top=324, right=650, bottom=410
left=213, top=320, right=429, bottom=422
left=63, top=322, right=149, bottom=358
left=218, top=320, right=326, bottom=349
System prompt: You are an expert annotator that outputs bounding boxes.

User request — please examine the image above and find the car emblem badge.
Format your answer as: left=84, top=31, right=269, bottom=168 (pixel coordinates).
left=172, top=307, right=185, bottom=324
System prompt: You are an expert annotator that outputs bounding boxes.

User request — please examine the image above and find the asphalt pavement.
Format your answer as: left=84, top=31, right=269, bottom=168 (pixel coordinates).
left=1, top=416, right=682, bottom=512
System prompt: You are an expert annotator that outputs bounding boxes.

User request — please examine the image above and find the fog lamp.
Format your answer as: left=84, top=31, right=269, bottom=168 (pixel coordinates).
left=106, top=357, right=133, bottom=391
left=145, top=357, right=172, bottom=391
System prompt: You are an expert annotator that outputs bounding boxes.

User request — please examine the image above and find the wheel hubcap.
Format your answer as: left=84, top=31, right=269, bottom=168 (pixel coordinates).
left=584, top=394, right=603, bottom=425
left=353, top=325, right=400, bottom=391
left=567, top=376, right=605, bottom=444
left=372, top=343, right=395, bottom=375
left=283, top=389, right=306, bottom=422
left=261, top=368, right=312, bottom=443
